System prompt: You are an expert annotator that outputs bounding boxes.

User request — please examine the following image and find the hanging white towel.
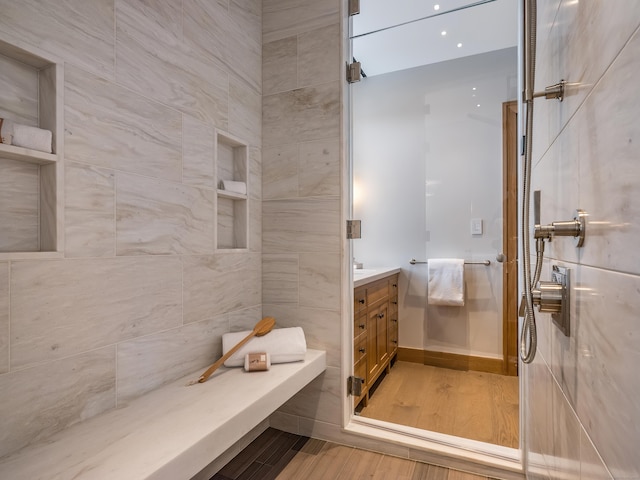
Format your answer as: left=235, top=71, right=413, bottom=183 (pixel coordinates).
left=428, top=258, right=465, bottom=306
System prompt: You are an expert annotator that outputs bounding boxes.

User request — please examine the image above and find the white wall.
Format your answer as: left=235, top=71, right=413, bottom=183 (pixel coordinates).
left=353, top=47, right=517, bottom=358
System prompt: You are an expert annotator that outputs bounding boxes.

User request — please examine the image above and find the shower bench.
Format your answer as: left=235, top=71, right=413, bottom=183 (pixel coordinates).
left=0, top=349, right=326, bottom=480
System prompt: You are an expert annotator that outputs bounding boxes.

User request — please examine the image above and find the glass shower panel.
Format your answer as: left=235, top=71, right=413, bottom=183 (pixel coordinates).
left=351, top=0, right=517, bottom=398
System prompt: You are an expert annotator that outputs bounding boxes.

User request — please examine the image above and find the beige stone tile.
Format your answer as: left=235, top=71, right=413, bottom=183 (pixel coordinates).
left=65, top=65, right=182, bottom=182
left=229, top=75, right=262, bottom=148
left=183, top=253, right=261, bottom=323
left=262, top=254, right=299, bottom=304
left=10, top=257, right=182, bottom=369
left=279, top=366, right=340, bottom=424
left=226, top=8, right=262, bottom=95
left=262, top=305, right=340, bottom=368
left=183, top=0, right=227, bottom=67
left=297, top=24, right=340, bottom=88
left=524, top=355, right=552, bottom=480
left=227, top=305, right=263, bottom=332
left=549, top=379, right=580, bottom=480
left=0, top=0, right=114, bottom=79
left=0, top=158, right=39, bottom=252
left=64, top=162, right=115, bottom=258
left=116, top=0, right=229, bottom=128
left=299, top=253, right=340, bottom=309
left=249, top=147, right=262, bottom=199
left=575, top=266, right=640, bottom=479
left=543, top=1, right=640, bottom=142
left=263, top=36, right=297, bottom=96
left=230, top=0, right=262, bottom=47
left=0, top=262, right=7, bottom=374
left=263, top=198, right=340, bottom=253
left=298, top=138, right=340, bottom=197
left=263, top=0, right=340, bottom=43
left=116, top=173, right=216, bottom=255
left=263, top=144, right=298, bottom=200
left=0, top=347, right=116, bottom=458
left=580, top=426, right=612, bottom=480
left=263, top=82, right=340, bottom=147
left=183, top=115, right=215, bottom=189
left=577, top=29, right=640, bottom=275
left=117, top=316, right=229, bottom=403
left=249, top=197, right=262, bottom=253
left=0, top=54, right=38, bottom=126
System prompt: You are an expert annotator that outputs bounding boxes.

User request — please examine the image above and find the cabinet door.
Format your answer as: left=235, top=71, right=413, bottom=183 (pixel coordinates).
left=368, top=302, right=389, bottom=381
left=388, top=293, right=398, bottom=357
left=376, top=302, right=389, bottom=367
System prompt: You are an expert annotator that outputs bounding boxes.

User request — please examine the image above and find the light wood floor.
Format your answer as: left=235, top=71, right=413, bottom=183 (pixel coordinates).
left=275, top=438, right=500, bottom=480
left=358, top=362, right=519, bottom=448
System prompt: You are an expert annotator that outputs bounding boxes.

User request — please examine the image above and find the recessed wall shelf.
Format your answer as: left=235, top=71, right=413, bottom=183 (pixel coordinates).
left=0, top=36, right=64, bottom=260
left=215, top=130, right=248, bottom=250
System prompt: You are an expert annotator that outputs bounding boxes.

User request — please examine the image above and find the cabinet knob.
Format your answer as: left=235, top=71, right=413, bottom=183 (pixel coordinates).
left=358, top=299, right=365, bottom=304
left=391, top=318, right=397, bottom=323
left=392, top=300, right=398, bottom=305
left=359, top=323, right=366, bottom=329
left=359, top=348, right=366, bottom=353
left=378, top=312, right=385, bottom=319
left=392, top=283, right=397, bottom=288
left=392, top=340, right=398, bottom=344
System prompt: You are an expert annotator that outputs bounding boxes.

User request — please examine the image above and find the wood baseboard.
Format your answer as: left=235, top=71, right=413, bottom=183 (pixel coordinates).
left=397, top=347, right=505, bottom=375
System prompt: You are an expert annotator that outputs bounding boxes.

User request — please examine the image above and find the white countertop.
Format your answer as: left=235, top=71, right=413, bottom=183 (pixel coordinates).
left=353, top=267, right=401, bottom=287
left=0, top=350, right=327, bottom=480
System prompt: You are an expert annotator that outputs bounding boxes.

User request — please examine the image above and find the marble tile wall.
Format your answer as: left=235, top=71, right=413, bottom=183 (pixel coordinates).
left=525, top=1, right=640, bottom=478
left=262, top=0, right=345, bottom=444
left=0, top=0, right=262, bottom=459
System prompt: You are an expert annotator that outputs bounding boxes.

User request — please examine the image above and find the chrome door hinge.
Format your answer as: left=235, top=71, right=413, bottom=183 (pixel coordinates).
left=347, top=61, right=362, bottom=83
left=347, top=375, right=364, bottom=396
left=348, top=0, right=360, bottom=16
left=346, top=219, right=361, bottom=239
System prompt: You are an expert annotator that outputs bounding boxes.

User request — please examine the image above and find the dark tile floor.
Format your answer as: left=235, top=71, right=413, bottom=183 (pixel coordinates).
left=211, top=428, right=312, bottom=480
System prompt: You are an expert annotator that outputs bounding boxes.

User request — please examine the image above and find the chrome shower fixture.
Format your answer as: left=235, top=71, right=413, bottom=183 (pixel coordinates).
left=533, top=80, right=566, bottom=101
left=534, top=209, right=587, bottom=247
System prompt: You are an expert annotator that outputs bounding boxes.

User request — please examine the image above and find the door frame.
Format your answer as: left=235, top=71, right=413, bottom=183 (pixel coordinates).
left=502, top=100, right=519, bottom=376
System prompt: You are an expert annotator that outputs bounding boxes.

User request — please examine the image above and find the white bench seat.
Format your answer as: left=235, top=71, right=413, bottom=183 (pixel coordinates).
left=0, top=350, right=326, bottom=480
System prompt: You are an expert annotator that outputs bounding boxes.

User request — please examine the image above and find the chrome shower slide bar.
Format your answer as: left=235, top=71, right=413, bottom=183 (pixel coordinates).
left=409, top=258, right=490, bottom=266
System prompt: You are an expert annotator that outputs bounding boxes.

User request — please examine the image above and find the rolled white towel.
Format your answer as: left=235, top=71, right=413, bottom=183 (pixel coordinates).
left=219, top=180, right=247, bottom=195
left=12, top=123, right=53, bottom=153
left=222, top=326, right=307, bottom=367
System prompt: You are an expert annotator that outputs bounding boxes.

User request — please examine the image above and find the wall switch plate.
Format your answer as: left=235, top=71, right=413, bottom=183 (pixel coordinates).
left=471, top=218, right=483, bottom=235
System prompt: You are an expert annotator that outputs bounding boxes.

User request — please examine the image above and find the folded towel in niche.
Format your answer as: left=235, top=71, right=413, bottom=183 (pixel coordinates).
left=428, top=258, right=465, bottom=306
left=11, top=122, right=53, bottom=153
left=219, top=180, right=247, bottom=195
left=222, top=327, right=307, bottom=367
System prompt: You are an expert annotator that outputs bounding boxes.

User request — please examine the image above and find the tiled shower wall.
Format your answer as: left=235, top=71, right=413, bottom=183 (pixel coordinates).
left=0, top=0, right=262, bottom=458
left=525, top=1, right=640, bottom=479
left=261, top=0, right=344, bottom=435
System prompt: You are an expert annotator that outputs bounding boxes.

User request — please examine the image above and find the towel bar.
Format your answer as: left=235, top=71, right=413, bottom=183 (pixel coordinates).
left=409, top=258, right=490, bottom=266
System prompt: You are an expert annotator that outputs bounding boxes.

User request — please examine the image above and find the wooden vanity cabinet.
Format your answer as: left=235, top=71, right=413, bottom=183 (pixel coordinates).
left=353, top=273, right=399, bottom=409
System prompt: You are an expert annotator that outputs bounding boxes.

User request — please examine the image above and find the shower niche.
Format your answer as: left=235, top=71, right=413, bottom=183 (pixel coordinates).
left=216, top=130, right=248, bottom=250
left=0, top=37, right=64, bottom=259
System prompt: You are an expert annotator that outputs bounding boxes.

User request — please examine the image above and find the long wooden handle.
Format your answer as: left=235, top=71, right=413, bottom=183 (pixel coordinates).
left=196, top=330, right=257, bottom=384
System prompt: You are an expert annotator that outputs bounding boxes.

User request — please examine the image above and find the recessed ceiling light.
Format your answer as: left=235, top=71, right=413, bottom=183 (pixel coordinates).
left=434, top=4, right=440, bottom=11
left=441, top=30, right=447, bottom=36
left=476, top=104, right=481, bottom=107
left=457, top=43, right=463, bottom=48
left=472, top=87, right=477, bottom=91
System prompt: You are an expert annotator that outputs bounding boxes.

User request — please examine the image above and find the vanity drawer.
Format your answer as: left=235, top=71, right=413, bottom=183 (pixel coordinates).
left=354, top=311, right=367, bottom=338
left=366, top=279, right=388, bottom=306
left=354, top=287, right=366, bottom=314
left=354, top=335, right=367, bottom=364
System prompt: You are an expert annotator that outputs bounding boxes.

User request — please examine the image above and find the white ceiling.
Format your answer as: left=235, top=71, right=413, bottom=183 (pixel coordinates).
left=351, top=0, right=518, bottom=77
